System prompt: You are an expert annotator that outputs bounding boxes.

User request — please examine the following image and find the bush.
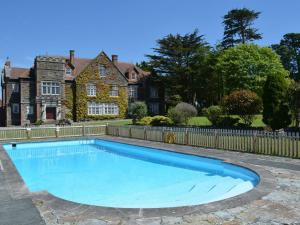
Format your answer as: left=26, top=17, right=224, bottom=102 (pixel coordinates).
left=216, top=117, right=239, bottom=127
left=129, top=101, right=148, bottom=124
left=202, top=105, right=222, bottom=126
left=167, top=95, right=182, bottom=107
left=56, top=119, right=72, bottom=126
left=136, top=116, right=153, bottom=126
left=168, top=102, right=197, bottom=125
left=263, top=74, right=291, bottom=130
left=167, top=107, right=181, bottom=125
left=34, top=120, right=44, bottom=126
left=222, top=90, right=262, bottom=126
left=150, top=116, right=173, bottom=126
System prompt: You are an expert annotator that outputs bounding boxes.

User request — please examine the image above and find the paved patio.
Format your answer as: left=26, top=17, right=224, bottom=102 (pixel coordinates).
left=0, top=136, right=300, bottom=225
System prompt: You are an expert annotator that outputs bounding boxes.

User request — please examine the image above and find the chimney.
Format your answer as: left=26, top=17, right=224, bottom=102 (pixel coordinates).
left=112, top=54, right=118, bottom=64
left=4, top=57, right=11, bottom=68
left=69, top=50, right=75, bottom=65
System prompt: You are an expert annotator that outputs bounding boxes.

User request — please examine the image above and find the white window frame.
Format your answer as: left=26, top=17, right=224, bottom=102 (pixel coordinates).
left=109, top=85, right=119, bottom=97
left=12, top=103, right=19, bottom=114
left=12, top=83, right=19, bottom=93
left=41, top=81, right=60, bottom=95
left=87, top=83, right=97, bottom=97
left=128, top=85, right=138, bottom=98
left=66, top=68, right=72, bottom=76
left=87, top=102, right=119, bottom=115
left=99, top=65, right=107, bottom=77
left=150, top=87, right=159, bottom=98
left=26, top=105, right=34, bottom=115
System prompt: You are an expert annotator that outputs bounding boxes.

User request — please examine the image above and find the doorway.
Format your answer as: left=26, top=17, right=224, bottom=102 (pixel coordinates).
left=46, top=107, right=56, bottom=120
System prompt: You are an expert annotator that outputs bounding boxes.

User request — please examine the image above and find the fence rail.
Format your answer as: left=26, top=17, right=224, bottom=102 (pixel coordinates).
left=0, top=124, right=299, bottom=159
left=0, top=125, right=106, bottom=141
left=107, top=125, right=300, bottom=159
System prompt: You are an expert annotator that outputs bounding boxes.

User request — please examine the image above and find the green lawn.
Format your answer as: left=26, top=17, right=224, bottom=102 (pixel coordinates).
left=74, top=119, right=132, bottom=126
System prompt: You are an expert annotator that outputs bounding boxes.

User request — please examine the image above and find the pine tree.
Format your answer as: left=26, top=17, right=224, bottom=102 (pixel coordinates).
left=222, top=8, right=262, bottom=48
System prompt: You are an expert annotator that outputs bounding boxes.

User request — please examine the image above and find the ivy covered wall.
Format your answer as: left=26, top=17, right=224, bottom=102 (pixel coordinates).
left=72, top=52, right=128, bottom=121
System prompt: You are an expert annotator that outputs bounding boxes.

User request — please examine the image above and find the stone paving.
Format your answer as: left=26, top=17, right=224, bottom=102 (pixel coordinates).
left=1, top=136, right=300, bottom=225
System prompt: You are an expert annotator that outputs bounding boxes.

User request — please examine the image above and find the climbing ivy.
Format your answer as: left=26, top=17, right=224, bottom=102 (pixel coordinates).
left=72, top=53, right=128, bottom=121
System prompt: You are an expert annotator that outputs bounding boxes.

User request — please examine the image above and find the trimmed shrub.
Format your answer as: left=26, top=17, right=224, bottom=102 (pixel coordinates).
left=169, top=102, right=197, bottom=125
left=129, top=101, right=148, bottom=124
left=150, top=116, right=173, bottom=126
left=136, top=116, right=153, bottom=126
left=202, top=105, right=222, bottom=126
left=222, top=90, right=262, bottom=126
left=167, top=107, right=181, bottom=125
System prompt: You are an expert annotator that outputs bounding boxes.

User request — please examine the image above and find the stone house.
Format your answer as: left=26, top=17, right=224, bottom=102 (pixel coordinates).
left=0, top=50, right=164, bottom=126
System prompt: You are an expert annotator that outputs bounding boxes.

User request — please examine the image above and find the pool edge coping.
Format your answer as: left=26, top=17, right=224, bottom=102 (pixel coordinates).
left=0, top=136, right=276, bottom=219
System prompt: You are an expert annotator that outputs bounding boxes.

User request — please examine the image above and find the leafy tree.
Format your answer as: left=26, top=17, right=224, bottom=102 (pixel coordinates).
left=147, top=30, right=212, bottom=104
left=222, top=8, right=262, bottom=48
left=129, top=101, right=148, bottom=124
left=215, top=44, right=289, bottom=96
left=262, top=74, right=291, bottom=130
left=272, top=33, right=300, bottom=80
left=288, top=81, right=300, bottom=127
left=222, top=90, right=262, bottom=126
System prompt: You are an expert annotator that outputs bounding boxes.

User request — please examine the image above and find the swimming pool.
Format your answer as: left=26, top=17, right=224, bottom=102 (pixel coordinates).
left=4, top=139, right=259, bottom=208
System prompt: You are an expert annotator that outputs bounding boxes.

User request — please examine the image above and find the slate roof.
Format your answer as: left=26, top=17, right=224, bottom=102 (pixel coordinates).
left=6, top=56, right=150, bottom=82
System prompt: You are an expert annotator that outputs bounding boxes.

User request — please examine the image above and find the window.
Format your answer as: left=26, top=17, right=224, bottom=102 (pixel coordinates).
left=87, top=102, right=119, bottom=115
left=12, top=103, right=19, bottom=114
left=99, top=65, right=107, bottom=77
left=26, top=105, right=34, bottom=115
left=131, top=73, right=137, bottom=80
left=128, top=85, right=138, bottom=98
left=87, top=83, right=97, bottom=96
left=41, top=81, right=60, bottom=95
left=66, top=68, right=72, bottom=76
left=109, top=85, right=119, bottom=97
left=150, top=87, right=159, bottom=98
left=149, top=103, right=159, bottom=115
left=12, top=83, right=19, bottom=93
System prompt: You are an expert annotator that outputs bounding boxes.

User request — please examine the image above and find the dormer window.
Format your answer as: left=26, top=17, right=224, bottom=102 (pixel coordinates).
left=131, top=73, right=137, bottom=80
left=66, top=68, right=72, bottom=76
left=99, top=65, right=106, bottom=77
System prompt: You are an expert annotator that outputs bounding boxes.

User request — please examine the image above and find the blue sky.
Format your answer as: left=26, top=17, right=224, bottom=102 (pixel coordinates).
left=0, top=0, right=299, bottom=68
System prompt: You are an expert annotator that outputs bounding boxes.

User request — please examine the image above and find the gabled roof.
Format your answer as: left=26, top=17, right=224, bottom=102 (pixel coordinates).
left=10, top=67, right=31, bottom=79
left=65, top=58, right=92, bottom=81
left=115, top=62, right=150, bottom=84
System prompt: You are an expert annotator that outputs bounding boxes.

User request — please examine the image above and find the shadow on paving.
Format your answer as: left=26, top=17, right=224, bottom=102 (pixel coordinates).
left=0, top=198, right=45, bottom=225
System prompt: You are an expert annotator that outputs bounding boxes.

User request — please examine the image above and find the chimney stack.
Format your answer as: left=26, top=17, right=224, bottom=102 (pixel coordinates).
left=69, top=50, right=75, bottom=65
left=112, top=55, right=118, bottom=64
left=4, top=57, right=11, bottom=68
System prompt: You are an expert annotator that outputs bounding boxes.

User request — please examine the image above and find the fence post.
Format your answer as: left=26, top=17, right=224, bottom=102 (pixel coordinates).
left=26, top=128, right=31, bottom=139
left=82, top=125, right=85, bottom=137
left=252, top=131, right=257, bottom=153
left=55, top=126, right=60, bottom=138
left=144, top=127, right=147, bottom=140
left=185, top=128, right=189, bottom=145
left=105, top=123, right=109, bottom=135
left=129, top=127, right=132, bottom=138
left=214, top=129, right=218, bottom=148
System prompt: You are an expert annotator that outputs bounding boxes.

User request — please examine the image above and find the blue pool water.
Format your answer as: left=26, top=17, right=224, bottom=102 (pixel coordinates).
left=3, top=139, right=259, bottom=208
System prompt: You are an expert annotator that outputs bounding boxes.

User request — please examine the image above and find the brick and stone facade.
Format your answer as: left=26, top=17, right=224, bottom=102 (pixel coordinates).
left=0, top=50, right=164, bottom=126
